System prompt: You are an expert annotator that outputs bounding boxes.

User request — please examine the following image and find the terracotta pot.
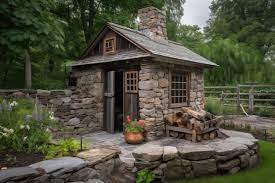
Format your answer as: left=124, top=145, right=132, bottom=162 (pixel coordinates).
left=124, top=132, right=144, bottom=144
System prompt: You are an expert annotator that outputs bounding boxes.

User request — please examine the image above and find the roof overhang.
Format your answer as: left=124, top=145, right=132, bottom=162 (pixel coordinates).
left=151, top=55, right=219, bottom=69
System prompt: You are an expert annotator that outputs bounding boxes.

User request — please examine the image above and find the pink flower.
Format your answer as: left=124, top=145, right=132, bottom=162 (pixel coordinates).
left=137, top=120, right=145, bottom=127
left=126, top=115, right=131, bottom=123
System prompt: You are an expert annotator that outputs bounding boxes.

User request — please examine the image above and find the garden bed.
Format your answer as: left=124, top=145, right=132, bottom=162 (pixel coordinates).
left=0, top=150, right=44, bottom=169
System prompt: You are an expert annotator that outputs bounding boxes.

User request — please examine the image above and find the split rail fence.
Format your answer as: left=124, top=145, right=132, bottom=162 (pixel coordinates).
left=205, top=84, right=275, bottom=115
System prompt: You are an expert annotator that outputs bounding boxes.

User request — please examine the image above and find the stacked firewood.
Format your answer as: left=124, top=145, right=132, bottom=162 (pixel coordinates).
left=165, top=107, right=222, bottom=142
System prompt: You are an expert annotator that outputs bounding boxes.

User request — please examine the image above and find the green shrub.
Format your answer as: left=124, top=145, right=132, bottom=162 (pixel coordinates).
left=44, top=138, right=88, bottom=159
left=256, top=107, right=275, bottom=118
left=136, top=169, right=155, bottom=183
left=0, top=98, right=55, bottom=152
left=205, top=97, right=224, bottom=115
left=205, top=97, right=239, bottom=115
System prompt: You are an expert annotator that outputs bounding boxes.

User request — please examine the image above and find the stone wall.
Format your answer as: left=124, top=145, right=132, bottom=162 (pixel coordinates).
left=0, top=130, right=260, bottom=183
left=0, top=147, right=132, bottom=183
left=139, top=61, right=205, bottom=140
left=132, top=130, right=260, bottom=182
left=0, top=66, right=105, bottom=136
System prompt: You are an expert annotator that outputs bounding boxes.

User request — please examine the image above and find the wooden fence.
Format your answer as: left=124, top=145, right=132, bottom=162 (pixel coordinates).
left=205, top=84, right=275, bottom=114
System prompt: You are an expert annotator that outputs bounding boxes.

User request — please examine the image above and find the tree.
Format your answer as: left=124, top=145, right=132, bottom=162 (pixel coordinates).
left=205, top=0, right=275, bottom=57
left=197, top=39, right=275, bottom=85
left=59, top=0, right=185, bottom=44
left=175, top=24, right=204, bottom=50
left=0, top=0, right=65, bottom=88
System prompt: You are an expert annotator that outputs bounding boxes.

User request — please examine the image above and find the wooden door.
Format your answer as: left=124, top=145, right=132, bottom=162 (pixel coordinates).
left=104, top=71, right=115, bottom=133
left=124, top=71, right=139, bottom=120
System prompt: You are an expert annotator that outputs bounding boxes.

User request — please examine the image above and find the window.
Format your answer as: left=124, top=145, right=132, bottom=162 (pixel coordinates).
left=170, top=71, right=190, bottom=107
left=68, top=74, right=77, bottom=87
left=125, top=71, right=138, bottom=93
left=104, top=37, right=116, bottom=54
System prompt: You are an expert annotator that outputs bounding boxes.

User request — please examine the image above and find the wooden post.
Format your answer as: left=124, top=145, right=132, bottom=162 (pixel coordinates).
left=220, top=90, right=224, bottom=103
left=248, top=85, right=254, bottom=114
left=236, top=84, right=240, bottom=113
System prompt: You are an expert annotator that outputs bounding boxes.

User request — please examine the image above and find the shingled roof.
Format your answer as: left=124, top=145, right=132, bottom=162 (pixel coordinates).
left=72, top=22, right=218, bottom=67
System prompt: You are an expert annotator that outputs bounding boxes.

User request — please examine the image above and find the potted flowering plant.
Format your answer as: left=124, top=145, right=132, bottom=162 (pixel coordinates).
left=124, top=115, right=145, bottom=144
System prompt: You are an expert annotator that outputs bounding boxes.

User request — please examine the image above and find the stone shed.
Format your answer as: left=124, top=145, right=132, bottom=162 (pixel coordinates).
left=70, top=7, right=218, bottom=140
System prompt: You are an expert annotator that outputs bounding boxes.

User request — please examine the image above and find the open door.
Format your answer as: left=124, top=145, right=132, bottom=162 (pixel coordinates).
left=104, top=71, right=115, bottom=133
left=124, top=71, right=139, bottom=121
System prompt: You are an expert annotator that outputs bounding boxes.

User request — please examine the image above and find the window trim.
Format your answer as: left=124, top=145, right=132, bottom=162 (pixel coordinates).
left=124, top=71, right=138, bottom=94
left=103, top=36, right=116, bottom=54
left=169, top=69, right=191, bottom=108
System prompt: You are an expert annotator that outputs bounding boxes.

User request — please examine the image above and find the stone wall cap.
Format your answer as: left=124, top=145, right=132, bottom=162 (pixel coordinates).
left=77, top=148, right=121, bottom=166
left=29, top=156, right=86, bottom=174
left=0, top=167, right=39, bottom=183
left=132, top=145, right=164, bottom=162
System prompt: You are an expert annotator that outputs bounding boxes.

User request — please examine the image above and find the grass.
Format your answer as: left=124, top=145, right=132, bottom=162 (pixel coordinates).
left=174, top=141, right=275, bottom=183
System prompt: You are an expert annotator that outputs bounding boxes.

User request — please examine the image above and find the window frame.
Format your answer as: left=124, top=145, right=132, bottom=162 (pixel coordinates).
left=169, top=69, right=191, bottom=108
left=124, top=71, right=138, bottom=94
left=103, top=36, right=116, bottom=54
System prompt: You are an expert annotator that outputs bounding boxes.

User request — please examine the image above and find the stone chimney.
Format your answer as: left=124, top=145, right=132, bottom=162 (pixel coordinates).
left=138, top=6, right=167, bottom=39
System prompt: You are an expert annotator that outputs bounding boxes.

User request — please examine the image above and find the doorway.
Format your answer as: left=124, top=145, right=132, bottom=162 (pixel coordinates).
left=104, top=70, right=139, bottom=133
left=114, top=71, right=123, bottom=132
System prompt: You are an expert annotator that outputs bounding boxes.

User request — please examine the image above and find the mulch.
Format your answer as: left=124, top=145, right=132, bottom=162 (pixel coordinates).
left=0, top=149, right=45, bottom=169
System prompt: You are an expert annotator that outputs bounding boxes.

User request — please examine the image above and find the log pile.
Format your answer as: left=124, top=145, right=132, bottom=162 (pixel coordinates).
left=165, top=107, right=222, bottom=142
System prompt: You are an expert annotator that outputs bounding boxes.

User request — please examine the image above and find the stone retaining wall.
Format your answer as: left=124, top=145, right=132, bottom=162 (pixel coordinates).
left=131, top=129, right=260, bottom=182
left=0, top=66, right=104, bottom=136
left=0, top=148, right=133, bottom=183
left=0, top=130, right=260, bottom=183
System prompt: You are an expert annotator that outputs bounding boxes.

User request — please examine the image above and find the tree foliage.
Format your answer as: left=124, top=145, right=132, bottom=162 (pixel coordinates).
left=0, top=0, right=65, bottom=88
left=197, top=39, right=275, bottom=85
left=0, top=0, right=274, bottom=89
left=205, top=0, right=275, bottom=56
left=175, top=24, right=204, bottom=50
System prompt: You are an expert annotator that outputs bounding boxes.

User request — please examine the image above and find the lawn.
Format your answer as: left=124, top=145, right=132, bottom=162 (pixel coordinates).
left=175, top=141, right=275, bottom=183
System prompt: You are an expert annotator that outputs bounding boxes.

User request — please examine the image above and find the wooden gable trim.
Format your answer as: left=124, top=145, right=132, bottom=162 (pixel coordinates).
left=107, top=24, right=150, bottom=54
left=80, top=23, right=152, bottom=59
left=80, top=26, right=109, bottom=59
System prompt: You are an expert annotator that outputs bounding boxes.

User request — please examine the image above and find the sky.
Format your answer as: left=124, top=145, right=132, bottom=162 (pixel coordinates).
left=181, top=0, right=212, bottom=29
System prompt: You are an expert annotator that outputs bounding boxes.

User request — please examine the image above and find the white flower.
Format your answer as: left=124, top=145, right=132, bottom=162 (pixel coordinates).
left=46, top=128, right=50, bottom=132
left=26, top=125, right=30, bottom=130
left=49, top=115, right=55, bottom=120
left=48, top=111, right=56, bottom=121
left=1, top=132, right=8, bottom=137
left=23, top=136, right=27, bottom=141
left=8, top=128, right=14, bottom=134
left=9, top=101, right=18, bottom=107
left=20, top=125, right=25, bottom=129
left=3, top=128, right=9, bottom=132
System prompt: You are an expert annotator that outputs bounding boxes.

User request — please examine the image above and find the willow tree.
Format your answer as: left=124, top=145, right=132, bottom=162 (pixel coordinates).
left=197, top=39, right=275, bottom=85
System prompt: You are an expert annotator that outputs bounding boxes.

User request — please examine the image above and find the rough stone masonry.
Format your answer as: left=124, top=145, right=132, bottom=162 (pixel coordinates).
left=138, top=61, right=205, bottom=140
left=0, top=65, right=105, bottom=136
